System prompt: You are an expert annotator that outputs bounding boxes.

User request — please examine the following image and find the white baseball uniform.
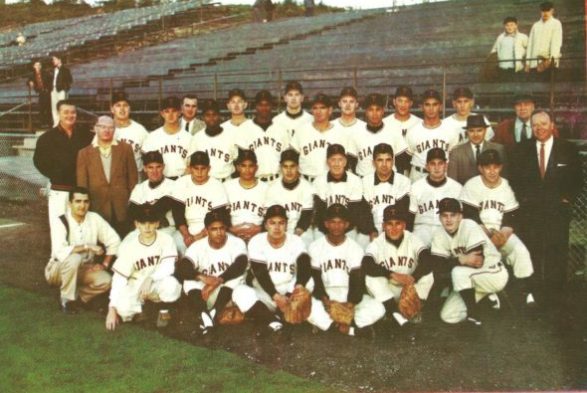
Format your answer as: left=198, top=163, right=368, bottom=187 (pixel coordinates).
left=383, top=113, right=421, bottom=143
left=115, top=120, right=149, bottom=170
left=141, top=128, right=192, bottom=178
left=443, top=113, right=495, bottom=144
left=224, top=178, right=268, bottom=226
left=110, top=231, right=181, bottom=321
left=460, top=176, right=534, bottom=279
left=431, top=218, right=509, bottom=324
left=273, top=110, right=313, bottom=139
left=362, top=171, right=411, bottom=234
left=129, top=178, right=176, bottom=234
left=188, top=128, right=238, bottom=181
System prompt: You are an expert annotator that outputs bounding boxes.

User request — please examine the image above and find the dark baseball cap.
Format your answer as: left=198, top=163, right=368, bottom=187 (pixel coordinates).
left=280, top=149, right=299, bottom=164
left=111, top=91, right=130, bottom=105
left=513, top=94, right=535, bottom=105
left=142, top=150, right=164, bottom=165
left=135, top=204, right=160, bottom=223
left=255, top=90, right=273, bottom=105
left=312, top=93, right=332, bottom=107
left=284, top=81, right=303, bottom=94
left=421, top=89, right=442, bottom=102
left=373, top=143, right=394, bottom=158
left=452, top=87, right=474, bottom=100
left=438, top=198, right=462, bottom=214
left=189, top=151, right=210, bottom=167
left=503, top=16, right=518, bottom=24
left=228, top=88, right=246, bottom=101
left=325, top=203, right=349, bottom=221
left=339, top=86, right=358, bottom=99
left=394, top=86, right=414, bottom=100
left=363, top=93, right=387, bottom=109
left=426, top=147, right=447, bottom=162
left=236, top=149, right=257, bottom=164
left=477, top=149, right=502, bottom=166
left=264, top=204, right=288, bottom=221
left=326, top=143, right=346, bottom=158
left=463, top=114, right=490, bottom=129
left=200, top=99, right=221, bottom=114
left=540, top=1, right=554, bottom=11
left=204, top=210, right=228, bottom=228
left=383, top=205, right=408, bottom=222
left=161, top=96, right=181, bottom=111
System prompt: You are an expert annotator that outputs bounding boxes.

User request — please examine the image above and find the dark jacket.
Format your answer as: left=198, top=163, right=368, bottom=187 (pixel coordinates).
left=27, top=70, right=50, bottom=94
left=49, top=65, right=73, bottom=92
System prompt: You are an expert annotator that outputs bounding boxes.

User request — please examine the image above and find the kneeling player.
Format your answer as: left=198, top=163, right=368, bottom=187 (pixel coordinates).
left=431, top=198, right=509, bottom=325
left=363, top=205, right=434, bottom=327
left=308, top=204, right=385, bottom=336
left=106, top=205, right=181, bottom=330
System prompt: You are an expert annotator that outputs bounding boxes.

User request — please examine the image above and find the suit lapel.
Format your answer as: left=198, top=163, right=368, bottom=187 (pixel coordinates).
left=110, top=144, right=120, bottom=183
left=544, top=139, right=558, bottom=180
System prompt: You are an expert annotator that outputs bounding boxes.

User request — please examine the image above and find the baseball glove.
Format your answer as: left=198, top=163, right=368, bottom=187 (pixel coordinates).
left=326, top=301, right=354, bottom=326
left=283, top=286, right=312, bottom=324
left=398, top=283, right=422, bottom=320
left=217, top=305, right=245, bottom=325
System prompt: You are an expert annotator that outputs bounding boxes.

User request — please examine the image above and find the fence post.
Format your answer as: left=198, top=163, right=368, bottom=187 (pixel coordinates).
left=158, top=77, right=163, bottom=111
left=27, top=86, right=32, bottom=132
left=353, top=67, right=358, bottom=90
left=442, top=64, right=447, bottom=118
left=277, top=68, right=282, bottom=112
left=549, top=65, right=555, bottom=116
left=213, top=73, right=218, bottom=100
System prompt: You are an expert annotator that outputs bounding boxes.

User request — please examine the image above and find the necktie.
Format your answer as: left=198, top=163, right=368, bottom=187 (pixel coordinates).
left=185, top=121, right=190, bottom=132
left=521, top=123, right=527, bottom=141
left=539, top=143, right=546, bottom=179
left=475, top=145, right=480, bottom=162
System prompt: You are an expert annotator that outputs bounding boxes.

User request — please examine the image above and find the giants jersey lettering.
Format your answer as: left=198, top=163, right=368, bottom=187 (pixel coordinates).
left=365, top=231, right=425, bottom=275
left=460, top=176, right=519, bottom=231
left=248, top=233, right=306, bottom=287
left=347, top=123, right=408, bottom=177
left=266, top=179, right=315, bottom=233
left=314, top=172, right=362, bottom=207
left=431, top=218, right=502, bottom=268
left=290, top=122, right=350, bottom=178
left=224, top=179, right=268, bottom=226
left=383, top=113, right=421, bottom=141
left=184, top=234, right=247, bottom=278
left=142, top=128, right=192, bottom=178
left=234, top=121, right=290, bottom=177
left=188, top=129, right=238, bottom=180
left=115, top=120, right=149, bottom=170
left=129, top=178, right=176, bottom=227
left=409, top=177, right=462, bottom=227
left=362, top=172, right=411, bottom=233
left=443, top=114, right=495, bottom=144
left=172, top=175, right=228, bottom=235
left=113, top=231, right=177, bottom=281
left=272, top=110, right=313, bottom=138
left=406, top=121, right=459, bottom=168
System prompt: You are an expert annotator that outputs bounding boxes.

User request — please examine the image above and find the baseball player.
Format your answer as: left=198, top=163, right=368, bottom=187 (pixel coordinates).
left=460, top=149, right=535, bottom=305
left=141, top=96, right=192, bottom=180
left=347, top=93, right=409, bottom=177
left=171, top=151, right=230, bottom=254
left=188, top=99, right=238, bottom=182
left=333, top=86, right=365, bottom=171
left=383, top=86, right=422, bottom=142
left=265, top=149, right=315, bottom=246
left=290, top=93, right=350, bottom=182
left=363, top=205, right=434, bottom=326
left=409, top=148, right=463, bottom=246
left=45, top=187, right=120, bottom=314
left=111, top=92, right=149, bottom=172
left=177, top=211, right=281, bottom=334
left=221, top=88, right=259, bottom=139
left=406, top=89, right=459, bottom=182
left=431, top=198, right=509, bottom=325
left=362, top=143, right=412, bottom=238
left=224, top=150, right=268, bottom=242
left=442, top=87, right=495, bottom=144
left=106, top=205, right=181, bottom=331
left=308, top=204, right=385, bottom=336
left=237, top=90, right=290, bottom=182
left=272, top=81, right=312, bottom=139
left=248, top=205, right=312, bottom=321
left=180, top=94, right=205, bottom=135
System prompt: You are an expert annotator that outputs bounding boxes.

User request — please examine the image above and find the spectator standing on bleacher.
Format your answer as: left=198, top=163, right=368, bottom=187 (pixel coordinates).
left=525, top=2, right=563, bottom=74
left=27, top=60, right=52, bottom=128
left=490, top=17, right=528, bottom=79
left=180, top=95, right=205, bottom=136
left=111, top=92, right=149, bottom=173
left=49, top=55, right=73, bottom=127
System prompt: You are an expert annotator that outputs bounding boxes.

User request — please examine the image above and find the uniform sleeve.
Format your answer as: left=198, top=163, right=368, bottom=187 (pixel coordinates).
left=362, top=255, right=389, bottom=277
left=408, top=187, right=418, bottom=214
left=141, top=134, right=154, bottom=154
left=112, top=242, right=134, bottom=279
left=348, top=175, right=363, bottom=203
left=430, top=231, right=451, bottom=258
left=290, top=131, right=301, bottom=153
left=211, top=182, right=229, bottom=210
left=296, top=253, right=312, bottom=287
left=108, top=272, right=129, bottom=307
left=347, top=268, right=364, bottom=305
left=464, top=224, right=487, bottom=253
left=152, top=235, right=179, bottom=281
left=52, top=217, right=74, bottom=263
left=96, top=215, right=121, bottom=256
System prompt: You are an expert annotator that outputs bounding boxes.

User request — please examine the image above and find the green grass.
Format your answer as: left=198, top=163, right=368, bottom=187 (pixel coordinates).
left=0, top=285, right=331, bottom=393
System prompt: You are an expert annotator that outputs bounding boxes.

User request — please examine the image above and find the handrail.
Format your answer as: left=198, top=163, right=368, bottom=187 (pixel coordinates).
left=0, top=102, right=28, bottom=120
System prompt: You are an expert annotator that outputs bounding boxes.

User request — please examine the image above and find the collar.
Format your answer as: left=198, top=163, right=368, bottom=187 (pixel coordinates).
left=327, top=172, right=347, bottom=183
left=285, top=110, right=303, bottom=119
left=253, top=118, right=272, bottom=131
left=385, top=234, right=404, bottom=247
left=426, top=177, right=447, bottom=188
left=205, top=125, right=223, bottom=137
left=282, top=178, right=300, bottom=190
left=338, top=117, right=357, bottom=127
left=366, top=123, right=384, bottom=133
left=536, top=135, right=554, bottom=148
left=374, top=171, right=395, bottom=185
left=148, top=179, right=164, bottom=189
left=470, top=141, right=483, bottom=150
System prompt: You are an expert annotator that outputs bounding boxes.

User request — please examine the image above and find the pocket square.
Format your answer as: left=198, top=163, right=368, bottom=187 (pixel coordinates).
left=557, top=163, right=568, bottom=167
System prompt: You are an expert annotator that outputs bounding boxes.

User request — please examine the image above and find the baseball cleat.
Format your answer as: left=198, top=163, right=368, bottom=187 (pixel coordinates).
left=156, top=310, right=171, bottom=329
left=198, top=311, right=215, bottom=335
left=488, top=293, right=501, bottom=310
left=392, top=312, right=409, bottom=327
left=526, top=293, right=536, bottom=306
left=466, top=316, right=482, bottom=326
left=268, top=321, right=283, bottom=332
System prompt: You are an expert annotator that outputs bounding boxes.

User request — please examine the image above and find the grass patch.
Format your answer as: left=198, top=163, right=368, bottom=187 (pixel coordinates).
left=0, top=285, right=331, bottom=393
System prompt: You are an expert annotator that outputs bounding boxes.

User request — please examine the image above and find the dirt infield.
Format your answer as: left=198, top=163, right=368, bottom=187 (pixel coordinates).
left=1, top=199, right=585, bottom=392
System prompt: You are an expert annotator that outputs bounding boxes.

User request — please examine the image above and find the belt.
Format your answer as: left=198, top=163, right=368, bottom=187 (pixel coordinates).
left=259, top=174, right=278, bottom=182
left=412, top=166, right=428, bottom=174
left=302, top=174, right=316, bottom=182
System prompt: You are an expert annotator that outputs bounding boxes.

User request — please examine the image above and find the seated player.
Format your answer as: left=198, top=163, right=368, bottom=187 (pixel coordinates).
left=460, top=149, right=535, bottom=305
left=307, top=204, right=385, bottom=336
left=45, top=187, right=120, bottom=314
left=106, top=205, right=181, bottom=331
left=266, top=149, right=315, bottom=247
left=363, top=205, right=434, bottom=327
left=431, top=198, right=509, bottom=326
left=248, top=205, right=312, bottom=322
left=177, top=211, right=281, bottom=334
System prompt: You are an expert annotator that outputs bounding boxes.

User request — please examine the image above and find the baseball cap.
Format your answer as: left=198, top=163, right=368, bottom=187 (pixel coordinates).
left=111, top=91, right=130, bottom=106
left=540, top=1, right=554, bottom=11
left=373, top=143, right=394, bottom=158
left=513, top=94, right=535, bottom=105
left=394, top=86, right=414, bottom=100
left=228, top=88, right=246, bottom=101
left=325, top=203, right=349, bottom=221
left=200, top=99, right=221, bottom=114
left=426, top=147, right=447, bottom=162
left=280, top=149, right=299, bottom=164
left=189, top=151, right=210, bottom=167
left=204, top=210, right=228, bottom=228
left=503, top=16, right=518, bottom=24
left=264, top=204, right=288, bottom=221
left=339, top=86, right=358, bottom=99
left=362, top=93, right=387, bottom=109
left=312, top=93, right=332, bottom=107
left=255, top=90, right=273, bottom=105
left=463, top=114, right=490, bottom=129
left=161, top=96, right=181, bottom=111
left=284, top=81, right=303, bottom=94
left=452, top=87, right=474, bottom=100
left=421, top=89, right=442, bottom=102
left=438, top=198, right=462, bottom=214
left=477, top=149, right=502, bottom=166
left=326, top=143, right=346, bottom=159
left=383, top=205, right=407, bottom=222
left=135, top=204, right=160, bottom=223
left=236, top=149, right=257, bottom=164
left=142, top=150, right=164, bottom=165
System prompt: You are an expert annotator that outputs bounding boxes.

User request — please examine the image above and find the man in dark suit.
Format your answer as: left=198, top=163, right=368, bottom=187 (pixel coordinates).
left=510, top=110, right=581, bottom=298
left=448, top=114, right=508, bottom=185
left=27, top=60, right=52, bottom=127
left=49, top=54, right=73, bottom=127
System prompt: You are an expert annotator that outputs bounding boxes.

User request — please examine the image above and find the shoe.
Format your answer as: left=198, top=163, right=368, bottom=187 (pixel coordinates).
left=268, top=321, right=283, bottom=332
left=132, top=312, right=148, bottom=323
left=392, top=312, right=408, bottom=327
left=156, top=310, right=172, bottom=329
left=488, top=293, right=501, bottom=310
left=526, top=293, right=536, bottom=307
left=60, top=299, right=80, bottom=315
left=337, top=323, right=355, bottom=336
left=198, top=311, right=214, bottom=335
left=466, top=316, right=482, bottom=326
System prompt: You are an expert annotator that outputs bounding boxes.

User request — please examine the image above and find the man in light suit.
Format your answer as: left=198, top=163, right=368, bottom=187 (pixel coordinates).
left=180, top=95, right=205, bottom=136
left=77, top=116, right=138, bottom=236
left=448, top=115, right=507, bottom=185
left=511, top=110, right=581, bottom=299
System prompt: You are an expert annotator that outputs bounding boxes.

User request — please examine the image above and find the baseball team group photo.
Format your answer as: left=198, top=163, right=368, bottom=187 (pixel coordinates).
left=0, top=0, right=585, bottom=392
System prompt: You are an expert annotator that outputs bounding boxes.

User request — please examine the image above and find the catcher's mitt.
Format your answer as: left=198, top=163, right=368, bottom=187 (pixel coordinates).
left=283, top=286, right=312, bottom=324
left=326, top=301, right=354, bottom=325
left=217, top=305, right=245, bottom=325
left=398, top=283, right=422, bottom=320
